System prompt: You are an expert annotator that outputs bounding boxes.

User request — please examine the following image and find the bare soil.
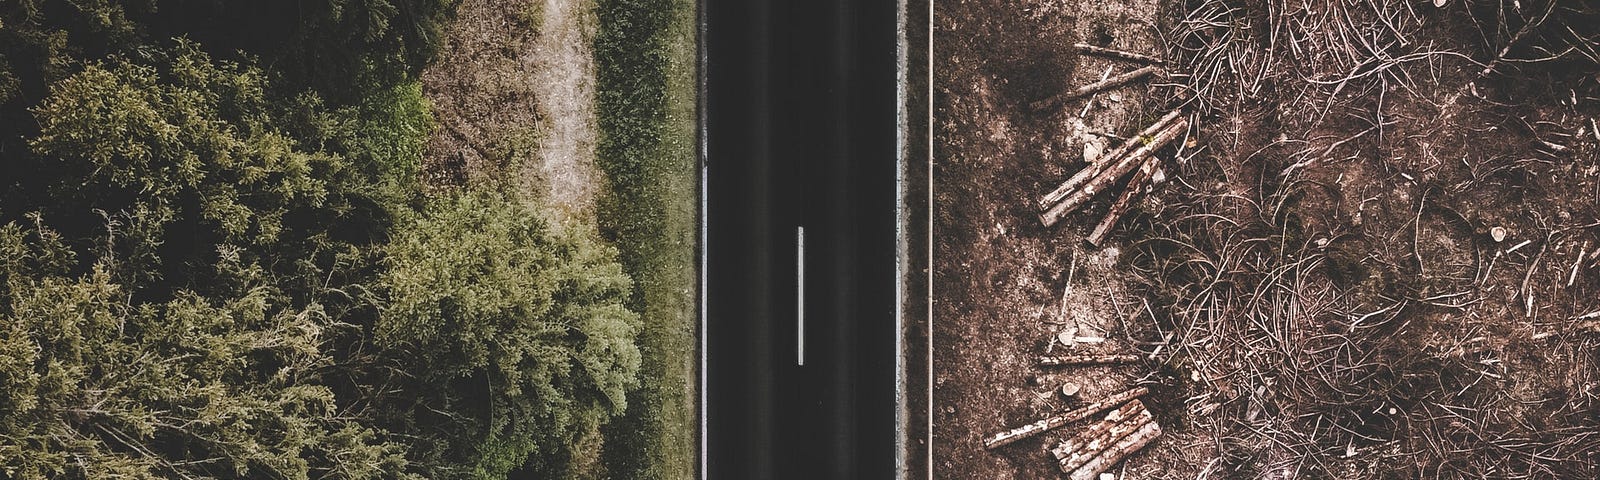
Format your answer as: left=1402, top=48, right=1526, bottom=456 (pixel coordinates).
left=422, top=0, right=602, bottom=223
left=931, top=0, right=1183, bottom=477
left=933, top=0, right=1600, bottom=478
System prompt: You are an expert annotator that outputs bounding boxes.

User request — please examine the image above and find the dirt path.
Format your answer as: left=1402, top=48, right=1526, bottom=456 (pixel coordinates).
left=528, top=0, right=600, bottom=219
left=421, top=0, right=601, bottom=222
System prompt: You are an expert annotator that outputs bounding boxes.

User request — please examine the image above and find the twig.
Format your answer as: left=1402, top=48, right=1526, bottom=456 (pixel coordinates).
left=1570, top=242, right=1587, bottom=288
left=1031, top=66, right=1163, bottom=112
left=1075, top=43, right=1166, bottom=64
left=1039, top=354, right=1142, bottom=366
left=1522, top=242, right=1546, bottom=317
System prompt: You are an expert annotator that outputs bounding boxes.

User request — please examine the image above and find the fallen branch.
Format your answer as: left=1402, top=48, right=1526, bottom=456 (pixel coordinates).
left=1055, top=400, right=1154, bottom=474
left=1042, top=118, right=1188, bottom=227
left=1074, top=43, right=1165, bottom=65
left=1030, top=65, right=1162, bottom=112
left=1569, top=243, right=1587, bottom=287
left=1086, top=154, right=1159, bottom=247
left=1038, top=110, right=1183, bottom=211
left=1038, top=354, right=1142, bottom=367
left=982, top=387, right=1150, bottom=449
left=1068, top=420, right=1163, bottom=480
left=1577, top=319, right=1600, bottom=334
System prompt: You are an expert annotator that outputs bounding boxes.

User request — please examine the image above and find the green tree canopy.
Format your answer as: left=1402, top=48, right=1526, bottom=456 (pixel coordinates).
left=0, top=22, right=644, bottom=478
left=379, top=191, right=641, bottom=478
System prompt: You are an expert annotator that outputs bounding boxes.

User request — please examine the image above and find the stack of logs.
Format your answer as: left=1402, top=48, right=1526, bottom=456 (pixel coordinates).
left=983, top=386, right=1162, bottom=479
left=1036, top=43, right=1183, bottom=247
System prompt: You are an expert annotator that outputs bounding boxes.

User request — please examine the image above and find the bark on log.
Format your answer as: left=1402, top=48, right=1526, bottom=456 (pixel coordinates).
left=1086, top=154, right=1159, bottom=247
left=1074, top=43, right=1166, bottom=65
left=1037, top=354, right=1142, bottom=366
left=1041, top=118, right=1187, bottom=227
left=1050, top=400, right=1143, bottom=460
left=1037, top=110, right=1183, bottom=211
left=1067, top=420, right=1163, bottom=480
left=1029, top=65, right=1162, bottom=112
left=982, top=387, right=1150, bottom=449
left=1055, top=401, right=1154, bottom=474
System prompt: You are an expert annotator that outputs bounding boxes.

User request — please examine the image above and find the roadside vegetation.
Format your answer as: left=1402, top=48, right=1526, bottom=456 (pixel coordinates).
left=592, top=0, right=700, bottom=478
left=0, top=1, right=679, bottom=478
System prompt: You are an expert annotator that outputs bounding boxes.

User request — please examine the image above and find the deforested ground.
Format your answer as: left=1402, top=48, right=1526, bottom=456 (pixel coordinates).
left=932, top=1, right=1600, bottom=478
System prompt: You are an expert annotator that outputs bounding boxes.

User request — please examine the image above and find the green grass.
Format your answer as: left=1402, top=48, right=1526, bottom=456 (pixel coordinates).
left=592, top=0, right=698, bottom=478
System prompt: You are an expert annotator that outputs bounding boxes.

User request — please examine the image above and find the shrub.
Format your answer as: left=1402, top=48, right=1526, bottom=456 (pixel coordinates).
left=379, top=191, right=641, bottom=478
left=0, top=222, right=421, bottom=480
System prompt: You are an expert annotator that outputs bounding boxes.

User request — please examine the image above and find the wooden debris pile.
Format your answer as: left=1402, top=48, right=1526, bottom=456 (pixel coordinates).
left=1036, top=43, right=1186, bottom=247
left=1052, top=399, right=1162, bottom=480
left=982, top=387, right=1162, bottom=479
left=979, top=43, right=1175, bottom=478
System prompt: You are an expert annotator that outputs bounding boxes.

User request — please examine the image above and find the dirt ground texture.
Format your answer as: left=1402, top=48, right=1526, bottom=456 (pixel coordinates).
left=931, top=0, right=1180, bottom=477
left=422, top=0, right=601, bottom=223
left=933, top=0, right=1600, bottom=478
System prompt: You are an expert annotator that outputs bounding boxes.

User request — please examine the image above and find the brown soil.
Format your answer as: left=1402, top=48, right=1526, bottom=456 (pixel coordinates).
left=932, top=0, right=1600, bottom=478
left=931, top=0, right=1185, bottom=477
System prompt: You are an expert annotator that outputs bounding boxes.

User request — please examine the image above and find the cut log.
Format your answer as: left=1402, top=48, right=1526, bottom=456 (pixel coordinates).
left=1068, top=419, right=1163, bottom=480
left=1074, top=43, right=1165, bottom=65
left=1038, top=110, right=1183, bottom=211
left=1056, top=401, right=1155, bottom=474
left=1086, top=154, right=1159, bottom=247
left=1030, top=66, right=1162, bottom=112
left=1050, top=400, right=1144, bottom=460
left=1038, top=354, right=1141, bottom=367
left=982, top=387, right=1150, bottom=449
left=1041, top=118, right=1188, bottom=227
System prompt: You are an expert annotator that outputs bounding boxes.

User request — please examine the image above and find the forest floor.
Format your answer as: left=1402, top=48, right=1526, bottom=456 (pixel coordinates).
left=933, top=0, right=1600, bottom=478
left=420, top=0, right=698, bottom=477
left=931, top=0, right=1179, bottom=477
